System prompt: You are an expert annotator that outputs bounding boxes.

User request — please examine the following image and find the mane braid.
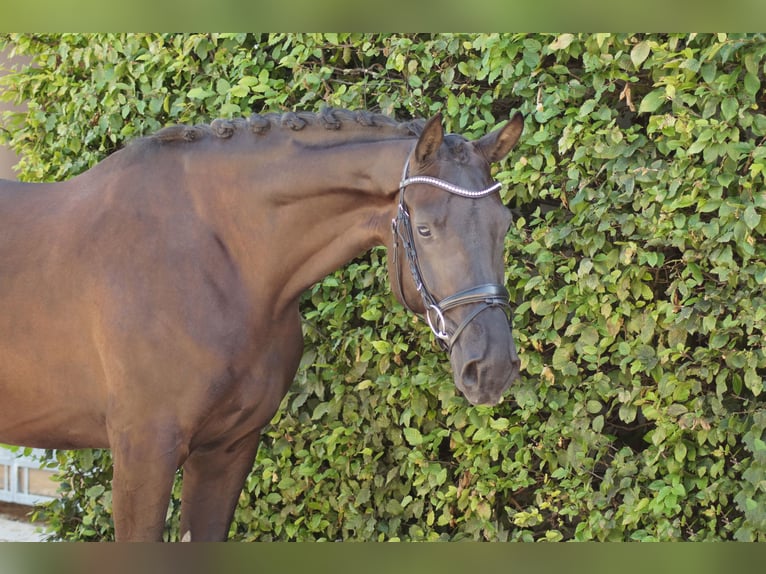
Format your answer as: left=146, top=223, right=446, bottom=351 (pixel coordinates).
left=143, top=107, right=425, bottom=145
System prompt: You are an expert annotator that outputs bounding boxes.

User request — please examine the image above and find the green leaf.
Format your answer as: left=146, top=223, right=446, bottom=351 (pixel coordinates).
left=619, top=403, right=637, bottom=424
left=446, top=92, right=459, bottom=117
left=403, top=427, right=423, bottom=446
left=371, top=340, right=391, bottom=354
left=745, top=72, right=761, bottom=98
left=530, top=297, right=554, bottom=316
left=631, top=41, right=651, bottom=68
left=688, top=139, right=707, bottom=155
left=473, top=427, right=492, bottom=441
left=475, top=500, right=492, bottom=520
left=745, top=367, right=762, bottom=396
left=229, top=84, right=250, bottom=98
left=548, top=33, right=575, bottom=51
left=743, top=205, right=761, bottom=230
left=721, top=96, right=738, bottom=121
left=187, top=86, right=214, bottom=100
left=592, top=414, right=604, bottom=433
left=85, top=484, right=105, bottom=498
left=239, top=75, right=260, bottom=87
left=361, top=307, right=382, bottom=321
left=710, top=332, right=729, bottom=349
left=311, top=401, right=331, bottom=420
left=552, top=346, right=572, bottom=371
left=215, top=78, right=231, bottom=95
left=580, top=325, right=599, bottom=347
left=638, top=88, right=666, bottom=113
left=586, top=400, right=603, bottom=414
left=219, top=102, right=242, bottom=118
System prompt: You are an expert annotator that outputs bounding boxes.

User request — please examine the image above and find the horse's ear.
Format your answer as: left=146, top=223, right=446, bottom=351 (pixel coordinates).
left=413, top=112, right=444, bottom=165
left=476, top=112, right=524, bottom=163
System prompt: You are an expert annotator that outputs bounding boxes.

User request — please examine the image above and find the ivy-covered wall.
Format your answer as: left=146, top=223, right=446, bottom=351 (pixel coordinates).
left=1, top=33, right=764, bottom=541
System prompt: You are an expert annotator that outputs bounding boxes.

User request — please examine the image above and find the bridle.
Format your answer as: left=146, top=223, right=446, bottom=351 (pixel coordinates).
left=391, top=152, right=512, bottom=351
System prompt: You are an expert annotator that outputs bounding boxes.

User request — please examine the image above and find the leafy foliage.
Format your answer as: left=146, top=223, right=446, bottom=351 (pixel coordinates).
left=1, top=33, right=764, bottom=541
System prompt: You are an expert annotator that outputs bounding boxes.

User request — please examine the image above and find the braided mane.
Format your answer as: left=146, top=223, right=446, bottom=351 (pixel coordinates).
left=144, top=107, right=425, bottom=144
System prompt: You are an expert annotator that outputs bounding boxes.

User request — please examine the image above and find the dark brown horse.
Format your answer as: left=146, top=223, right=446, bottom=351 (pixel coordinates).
left=0, top=108, right=523, bottom=541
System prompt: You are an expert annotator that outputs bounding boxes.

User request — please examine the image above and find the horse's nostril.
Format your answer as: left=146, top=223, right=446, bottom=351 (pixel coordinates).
left=462, top=361, right=479, bottom=387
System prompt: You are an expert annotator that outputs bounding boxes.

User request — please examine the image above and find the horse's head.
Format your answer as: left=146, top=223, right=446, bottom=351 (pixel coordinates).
left=389, top=111, right=524, bottom=405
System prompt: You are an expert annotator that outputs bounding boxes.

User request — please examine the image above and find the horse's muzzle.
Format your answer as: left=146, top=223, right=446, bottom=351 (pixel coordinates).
left=450, top=308, right=520, bottom=406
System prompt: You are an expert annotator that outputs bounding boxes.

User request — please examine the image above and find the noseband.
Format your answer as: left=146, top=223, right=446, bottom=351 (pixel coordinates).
left=391, top=154, right=512, bottom=351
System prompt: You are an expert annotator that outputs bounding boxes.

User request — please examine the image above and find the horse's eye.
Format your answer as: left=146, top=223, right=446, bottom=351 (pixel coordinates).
left=416, top=225, right=432, bottom=238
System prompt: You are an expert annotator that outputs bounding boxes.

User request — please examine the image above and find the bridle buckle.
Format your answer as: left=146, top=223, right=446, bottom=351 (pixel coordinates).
left=426, top=304, right=450, bottom=342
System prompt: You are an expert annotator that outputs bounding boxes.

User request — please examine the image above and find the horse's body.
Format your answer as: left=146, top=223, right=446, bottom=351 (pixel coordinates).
left=0, top=109, right=523, bottom=540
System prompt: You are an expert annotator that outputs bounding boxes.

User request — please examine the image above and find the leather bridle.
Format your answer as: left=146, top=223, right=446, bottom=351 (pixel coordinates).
left=391, top=153, right=512, bottom=351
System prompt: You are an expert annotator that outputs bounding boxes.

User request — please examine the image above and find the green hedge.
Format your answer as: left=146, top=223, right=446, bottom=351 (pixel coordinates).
left=1, top=33, right=764, bottom=541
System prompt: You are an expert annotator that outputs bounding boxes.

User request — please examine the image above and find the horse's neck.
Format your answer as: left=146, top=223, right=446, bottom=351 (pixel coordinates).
left=188, top=136, right=412, bottom=315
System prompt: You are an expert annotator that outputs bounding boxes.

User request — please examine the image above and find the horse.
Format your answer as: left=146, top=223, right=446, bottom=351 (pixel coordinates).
left=0, top=107, right=523, bottom=541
